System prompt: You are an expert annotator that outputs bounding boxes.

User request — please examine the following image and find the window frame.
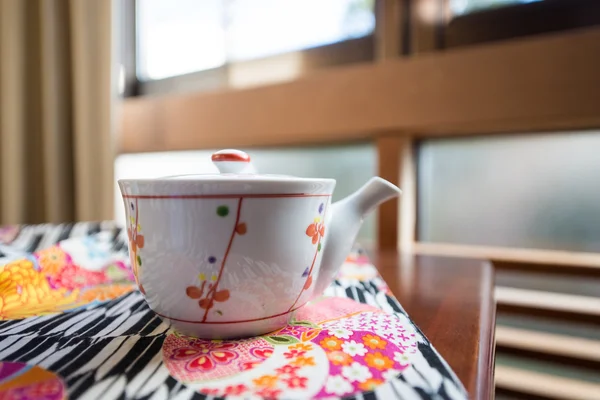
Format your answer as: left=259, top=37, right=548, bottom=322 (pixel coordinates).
left=443, top=0, right=600, bottom=49
left=121, top=0, right=600, bottom=98
left=122, top=0, right=379, bottom=97
left=120, top=0, right=138, bottom=97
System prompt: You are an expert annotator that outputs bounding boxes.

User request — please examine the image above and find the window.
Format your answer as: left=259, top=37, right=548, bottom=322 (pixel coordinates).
left=137, top=0, right=226, bottom=80
left=450, top=0, right=543, bottom=16
left=123, top=0, right=599, bottom=95
left=135, top=0, right=375, bottom=82
left=418, top=131, right=600, bottom=253
left=444, top=0, right=599, bottom=49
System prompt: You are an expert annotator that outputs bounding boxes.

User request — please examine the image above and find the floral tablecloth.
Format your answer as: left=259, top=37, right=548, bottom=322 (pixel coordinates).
left=0, top=222, right=467, bottom=400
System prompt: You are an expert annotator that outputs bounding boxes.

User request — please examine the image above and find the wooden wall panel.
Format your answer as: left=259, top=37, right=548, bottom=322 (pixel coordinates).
left=377, top=136, right=401, bottom=250
left=376, top=135, right=416, bottom=251
left=410, top=0, right=447, bottom=53
left=119, top=27, right=600, bottom=154
left=375, top=0, right=404, bottom=60
left=414, top=242, right=600, bottom=268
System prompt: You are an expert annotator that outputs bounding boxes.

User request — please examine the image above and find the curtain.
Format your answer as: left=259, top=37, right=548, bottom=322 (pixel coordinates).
left=0, top=0, right=116, bottom=225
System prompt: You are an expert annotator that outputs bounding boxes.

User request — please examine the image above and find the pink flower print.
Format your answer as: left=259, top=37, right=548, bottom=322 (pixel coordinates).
left=169, top=341, right=239, bottom=372
left=223, top=384, right=248, bottom=396
left=251, top=347, right=273, bottom=360
left=355, top=255, right=371, bottom=265
left=256, top=387, right=282, bottom=399
left=51, top=264, right=107, bottom=290
left=14, top=379, right=63, bottom=400
left=240, top=361, right=261, bottom=371
left=200, top=388, right=222, bottom=396
left=276, top=364, right=300, bottom=375
left=283, top=375, right=308, bottom=389
left=283, top=349, right=306, bottom=359
left=281, top=325, right=310, bottom=336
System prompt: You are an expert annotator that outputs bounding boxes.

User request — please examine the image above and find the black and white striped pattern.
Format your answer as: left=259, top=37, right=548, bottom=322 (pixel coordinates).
left=0, top=221, right=127, bottom=264
left=0, top=223, right=467, bottom=400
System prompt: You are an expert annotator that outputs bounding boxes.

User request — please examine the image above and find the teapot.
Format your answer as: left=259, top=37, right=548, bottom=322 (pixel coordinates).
left=118, top=149, right=401, bottom=338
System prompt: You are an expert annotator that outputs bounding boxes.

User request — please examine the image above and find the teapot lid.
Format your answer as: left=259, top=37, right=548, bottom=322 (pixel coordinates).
left=118, top=149, right=335, bottom=197
left=157, top=149, right=329, bottom=183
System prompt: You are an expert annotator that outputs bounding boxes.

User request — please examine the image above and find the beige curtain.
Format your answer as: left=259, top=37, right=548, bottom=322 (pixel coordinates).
left=0, top=0, right=116, bottom=225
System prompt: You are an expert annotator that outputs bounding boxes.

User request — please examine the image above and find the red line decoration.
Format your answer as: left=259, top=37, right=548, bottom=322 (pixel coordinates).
left=287, top=201, right=329, bottom=312
left=211, top=152, right=251, bottom=162
left=201, top=197, right=244, bottom=322
left=122, top=193, right=332, bottom=200
left=155, top=301, right=309, bottom=324
left=133, top=192, right=331, bottom=324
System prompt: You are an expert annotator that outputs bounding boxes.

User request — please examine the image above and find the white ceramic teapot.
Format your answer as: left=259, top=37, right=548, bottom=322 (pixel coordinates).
left=118, top=149, right=401, bottom=339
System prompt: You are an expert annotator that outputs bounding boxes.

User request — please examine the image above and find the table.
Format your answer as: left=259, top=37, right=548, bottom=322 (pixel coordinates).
left=372, top=251, right=496, bottom=400
left=0, top=220, right=495, bottom=399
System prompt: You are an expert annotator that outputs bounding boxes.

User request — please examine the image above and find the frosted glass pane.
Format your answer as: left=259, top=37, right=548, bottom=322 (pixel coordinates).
left=418, top=132, right=600, bottom=252
left=114, top=144, right=377, bottom=244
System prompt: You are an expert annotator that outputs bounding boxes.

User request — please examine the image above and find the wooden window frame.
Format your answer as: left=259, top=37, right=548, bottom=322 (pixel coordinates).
left=118, top=26, right=600, bottom=151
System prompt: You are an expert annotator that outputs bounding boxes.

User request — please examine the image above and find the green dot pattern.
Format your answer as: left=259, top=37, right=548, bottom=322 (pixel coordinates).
left=216, top=205, right=229, bottom=217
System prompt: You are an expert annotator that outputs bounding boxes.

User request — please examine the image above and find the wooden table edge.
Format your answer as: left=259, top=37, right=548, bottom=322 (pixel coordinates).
left=475, top=260, right=497, bottom=400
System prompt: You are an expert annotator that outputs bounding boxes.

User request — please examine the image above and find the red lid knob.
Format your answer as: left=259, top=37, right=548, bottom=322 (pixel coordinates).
left=211, top=149, right=255, bottom=174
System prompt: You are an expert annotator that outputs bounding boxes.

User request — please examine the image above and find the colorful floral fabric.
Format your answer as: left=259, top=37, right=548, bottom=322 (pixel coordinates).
left=0, top=225, right=19, bottom=244
left=0, top=362, right=66, bottom=400
left=0, top=222, right=468, bottom=400
left=163, top=297, right=420, bottom=399
left=0, top=227, right=135, bottom=320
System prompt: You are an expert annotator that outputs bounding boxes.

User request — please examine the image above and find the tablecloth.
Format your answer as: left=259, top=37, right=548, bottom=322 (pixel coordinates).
left=0, top=222, right=468, bottom=400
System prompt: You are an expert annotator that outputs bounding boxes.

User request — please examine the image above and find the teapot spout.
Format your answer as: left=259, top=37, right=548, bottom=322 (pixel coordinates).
left=340, top=176, right=402, bottom=218
left=312, top=177, right=402, bottom=297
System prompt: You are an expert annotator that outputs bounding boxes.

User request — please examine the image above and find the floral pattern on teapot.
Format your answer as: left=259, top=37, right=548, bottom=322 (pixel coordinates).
left=127, top=199, right=145, bottom=294
left=128, top=198, right=332, bottom=321
left=179, top=201, right=247, bottom=320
